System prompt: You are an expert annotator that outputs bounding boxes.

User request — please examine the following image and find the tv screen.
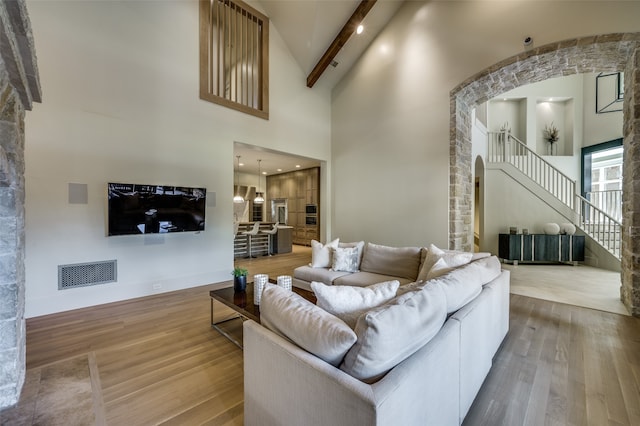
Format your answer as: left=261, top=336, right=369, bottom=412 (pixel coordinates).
left=108, top=183, right=206, bottom=236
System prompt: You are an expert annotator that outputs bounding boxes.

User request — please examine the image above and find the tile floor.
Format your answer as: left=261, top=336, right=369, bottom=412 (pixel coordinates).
left=503, top=262, right=628, bottom=316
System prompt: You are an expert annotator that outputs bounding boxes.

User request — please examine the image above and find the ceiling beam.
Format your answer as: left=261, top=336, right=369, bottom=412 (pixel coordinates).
left=306, top=0, right=377, bottom=88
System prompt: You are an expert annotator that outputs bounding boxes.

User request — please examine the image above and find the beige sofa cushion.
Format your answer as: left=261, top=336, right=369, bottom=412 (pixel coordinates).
left=260, top=284, right=357, bottom=366
left=359, top=242, right=422, bottom=281
left=311, top=280, right=400, bottom=328
left=293, top=265, right=351, bottom=286
left=333, top=271, right=413, bottom=287
left=340, top=284, right=447, bottom=382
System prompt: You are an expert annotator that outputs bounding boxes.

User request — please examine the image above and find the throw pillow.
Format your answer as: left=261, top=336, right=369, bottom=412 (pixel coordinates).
left=417, top=244, right=473, bottom=281
left=403, top=255, right=502, bottom=313
left=260, top=284, right=357, bottom=366
left=340, top=283, right=447, bottom=382
left=338, top=241, right=365, bottom=267
left=331, top=247, right=360, bottom=273
left=309, top=238, right=340, bottom=268
left=311, top=280, right=400, bottom=328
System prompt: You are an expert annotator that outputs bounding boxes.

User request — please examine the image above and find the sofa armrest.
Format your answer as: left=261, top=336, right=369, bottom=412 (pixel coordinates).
left=244, top=318, right=461, bottom=426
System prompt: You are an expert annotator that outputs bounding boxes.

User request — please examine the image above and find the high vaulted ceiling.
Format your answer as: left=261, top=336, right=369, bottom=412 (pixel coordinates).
left=236, top=0, right=404, bottom=175
left=260, top=0, right=403, bottom=90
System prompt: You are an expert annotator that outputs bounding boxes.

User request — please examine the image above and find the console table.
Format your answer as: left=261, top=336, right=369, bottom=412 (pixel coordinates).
left=498, top=233, right=585, bottom=265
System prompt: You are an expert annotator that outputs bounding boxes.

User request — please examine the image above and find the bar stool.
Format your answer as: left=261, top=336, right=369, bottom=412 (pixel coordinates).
left=261, top=222, right=279, bottom=255
left=242, top=222, right=261, bottom=258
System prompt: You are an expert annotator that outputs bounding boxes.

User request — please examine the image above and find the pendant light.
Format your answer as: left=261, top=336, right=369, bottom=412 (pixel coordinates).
left=233, top=155, right=244, bottom=203
left=254, top=159, right=265, bottom=204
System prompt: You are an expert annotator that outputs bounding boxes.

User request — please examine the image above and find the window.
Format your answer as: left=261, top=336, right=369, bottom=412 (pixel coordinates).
left=199, top=0, right=269, bottom=119
left=582, top=139, right=623, bottom=221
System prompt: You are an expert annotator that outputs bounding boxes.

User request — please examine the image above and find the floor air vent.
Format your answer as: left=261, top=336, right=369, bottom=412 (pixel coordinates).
left=58, top=260, right=117, bottom=290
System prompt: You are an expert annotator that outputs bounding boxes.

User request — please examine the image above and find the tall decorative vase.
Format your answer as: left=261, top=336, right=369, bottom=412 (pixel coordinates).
left=277, top=275, right=292, bottom=292
left=253, top=274, right=268, bottom=305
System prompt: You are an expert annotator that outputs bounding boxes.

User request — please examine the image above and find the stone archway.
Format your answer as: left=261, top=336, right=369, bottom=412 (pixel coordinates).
left=449, top=33, right=640, bottom=316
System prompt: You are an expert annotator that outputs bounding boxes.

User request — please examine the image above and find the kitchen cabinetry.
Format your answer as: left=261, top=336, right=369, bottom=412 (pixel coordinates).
left=266, top=167, right=319, bottom=246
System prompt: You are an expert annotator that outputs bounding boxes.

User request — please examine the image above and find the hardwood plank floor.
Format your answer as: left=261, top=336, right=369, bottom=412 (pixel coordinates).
left=2, top=246, right=639, bottom=426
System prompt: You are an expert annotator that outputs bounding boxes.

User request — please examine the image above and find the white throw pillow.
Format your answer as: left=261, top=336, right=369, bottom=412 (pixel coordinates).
left=309, top=238, right=340, bottom=268
left=338, top=241, right=365, bottom=267
left=340, top=284, right=447, bottom=382
left=417, top=244, right=473, bottom=281
left=311, top=280, right=400, bottom=328
left=402, top=255, right=502, bottom=313
left=331, top=247, right=360, bottom=273
left=260, top=284, right=357, bottom=366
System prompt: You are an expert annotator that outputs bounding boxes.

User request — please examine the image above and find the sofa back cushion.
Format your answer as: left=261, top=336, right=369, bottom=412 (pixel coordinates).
left=359, top=243, right=422, bottom=281
left=340, top=284, right=447, bottom=382
left=260, top=284, right=357, bottom=366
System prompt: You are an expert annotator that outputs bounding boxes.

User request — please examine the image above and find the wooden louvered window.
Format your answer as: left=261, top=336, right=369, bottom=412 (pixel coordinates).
left=200, top=0, right=269, bottom=119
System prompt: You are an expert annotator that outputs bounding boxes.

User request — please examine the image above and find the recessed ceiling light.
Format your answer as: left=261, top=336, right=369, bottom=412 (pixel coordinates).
left=277, top=168, right=282, bottom=172
left=356, top=24, right=364, bottom=35
left=295, top=165, right=301, bottom=168
left=239, top=162, right=244, bottom=167
left=262, top=171, right=267, bottom=175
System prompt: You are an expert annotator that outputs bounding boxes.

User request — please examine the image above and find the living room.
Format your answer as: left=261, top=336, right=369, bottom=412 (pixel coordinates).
left=2, top=0, right=640, bottom=424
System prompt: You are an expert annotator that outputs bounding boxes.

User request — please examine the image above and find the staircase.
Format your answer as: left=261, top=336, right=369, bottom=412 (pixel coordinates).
left=487, top=131, right=621, bottom=259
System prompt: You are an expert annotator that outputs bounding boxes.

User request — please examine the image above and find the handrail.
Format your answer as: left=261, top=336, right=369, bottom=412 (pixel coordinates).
left=487, top=131, right=577, bottom=209
left=585, top=190, right=622, bottom=222
left=576, top=194, right=621, bottom=257
left=487, top=131, right=622, bottom=258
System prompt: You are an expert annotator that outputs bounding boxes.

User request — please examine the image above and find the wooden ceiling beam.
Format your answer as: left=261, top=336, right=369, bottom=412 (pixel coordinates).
left=306, top=0, right=377, bottom=88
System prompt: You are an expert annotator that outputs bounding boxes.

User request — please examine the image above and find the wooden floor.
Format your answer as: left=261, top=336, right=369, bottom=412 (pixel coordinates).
left=2, top=246, right=639, bottom=425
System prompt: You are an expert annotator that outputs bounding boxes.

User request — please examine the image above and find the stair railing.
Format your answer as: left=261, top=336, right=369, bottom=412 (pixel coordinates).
left=488, top=131, right=576, bottom=209
left=575, top=194, right=621, bottom=258
left=487, top=131, right=622, bottom=258
left=585, top=190, right=622, bottom=222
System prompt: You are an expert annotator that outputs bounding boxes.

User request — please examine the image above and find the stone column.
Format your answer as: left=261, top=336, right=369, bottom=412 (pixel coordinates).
left=0, top=0, right=41, bottom=409
left=621, top=47, right=640, bottom=317
left=0, top=75, right=26, bottom=409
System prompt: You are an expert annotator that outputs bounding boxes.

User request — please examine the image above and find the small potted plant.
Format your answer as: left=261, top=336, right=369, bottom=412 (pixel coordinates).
left=231, top=267, right=248, bottom=292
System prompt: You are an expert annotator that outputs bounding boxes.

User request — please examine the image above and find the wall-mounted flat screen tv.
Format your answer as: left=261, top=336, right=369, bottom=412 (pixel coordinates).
left=108, top=183, right=206, bottom=236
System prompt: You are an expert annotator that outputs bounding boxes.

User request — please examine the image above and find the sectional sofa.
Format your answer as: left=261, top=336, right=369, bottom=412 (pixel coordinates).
left=243, top=241, right=510, bottom=425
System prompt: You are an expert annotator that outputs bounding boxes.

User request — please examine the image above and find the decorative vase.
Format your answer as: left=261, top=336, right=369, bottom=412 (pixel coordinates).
left=543, top=223, right=560, bottom=235
left=560, top=223, right=576, bottom=235
left=277, top=275, right=292, bottom=292
left=233, top=275, right=247, bottom=292
left=253, top=274, right=268, bottom=305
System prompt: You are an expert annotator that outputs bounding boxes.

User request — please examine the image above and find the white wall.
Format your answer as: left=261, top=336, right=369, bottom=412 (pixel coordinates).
left=583, top=72, right=624, bottom=146
left=24, top=0, right=331, bottom=317
left=483, top=168, right=573, bottom=254
left=331, top=0, right=640, bottom=248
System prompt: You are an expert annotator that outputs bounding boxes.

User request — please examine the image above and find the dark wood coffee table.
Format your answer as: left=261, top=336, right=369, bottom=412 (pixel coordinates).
left=209, top=279, right=316, bottom=348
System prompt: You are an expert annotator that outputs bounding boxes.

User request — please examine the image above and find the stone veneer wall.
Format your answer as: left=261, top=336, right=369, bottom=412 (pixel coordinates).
left=449, top=33, right=640, bottom=317
left=0, top=0, right=40, bottom=410
left=621, top=47, right=640, bottom=317
left=0, top=68, right=26, bottom=409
